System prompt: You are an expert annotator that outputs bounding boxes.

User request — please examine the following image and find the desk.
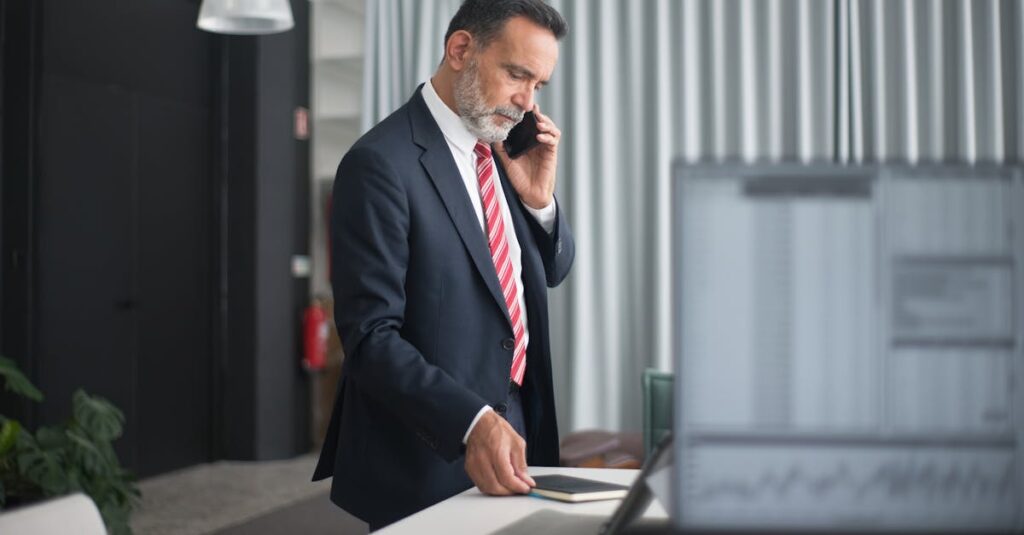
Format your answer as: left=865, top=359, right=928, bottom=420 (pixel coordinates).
left=376, top=467, right=668, bottom=534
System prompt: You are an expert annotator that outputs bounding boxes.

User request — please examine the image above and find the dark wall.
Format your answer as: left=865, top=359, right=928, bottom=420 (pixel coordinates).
left=254, top=10, right=312, bottom=458
left=0, top=0, right=5, bottom=354
left=35, top=0, right=216, bottom=476
left=256, top=7, right=311, bottom=453
left=216, top=1, right=311, bottom=462
left=1, top=0, right=311, bottom=476
left=1, top=0, right=40, bottom=431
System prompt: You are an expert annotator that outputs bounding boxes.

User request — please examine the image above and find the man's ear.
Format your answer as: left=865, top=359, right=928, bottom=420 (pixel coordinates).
left=445, top=30, right=474, bottom=71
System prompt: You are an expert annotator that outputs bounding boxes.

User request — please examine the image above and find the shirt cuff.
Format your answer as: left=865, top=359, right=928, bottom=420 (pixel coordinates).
left=462, top=405, right=495, bottom=444
left=523, top=199, right=556, bottom=234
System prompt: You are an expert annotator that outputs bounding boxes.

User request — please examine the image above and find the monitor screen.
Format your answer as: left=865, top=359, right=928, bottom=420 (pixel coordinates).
left=671, top=163, right=1023, bottom=532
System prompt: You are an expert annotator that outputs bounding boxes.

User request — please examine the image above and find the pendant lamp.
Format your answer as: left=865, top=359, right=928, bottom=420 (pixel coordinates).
left=197, top=0, right=294, bottom=35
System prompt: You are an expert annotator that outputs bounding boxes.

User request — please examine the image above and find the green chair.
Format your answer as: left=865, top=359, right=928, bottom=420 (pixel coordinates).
left=642, top=368, right=674, bottom=458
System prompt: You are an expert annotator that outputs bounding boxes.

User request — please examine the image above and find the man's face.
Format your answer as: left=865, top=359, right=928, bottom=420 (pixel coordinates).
left=453, top=17, right=559, bottom=143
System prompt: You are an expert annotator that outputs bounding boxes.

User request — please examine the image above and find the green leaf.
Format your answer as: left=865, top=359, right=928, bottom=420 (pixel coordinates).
left=72, top=390, right=124, bottom=442
left=0, top=419, right=21, bottom=457
left=66, top=428, right=107, bottom=475
left=99, top=441, right=121, bottom=467
left=101, top=500, right=133, bottom=535
left=0, top=356, right=43, bottom=402
left=35, top=426, right=68, bottom=450
left=1, top=378, right=137, bottom=530
left=15, top=423, right=38, bottom=450
left=108, top=474, right=142, bottom=505
left=17, top=449, right=67, bottom=496
left=65, top=467, right=83, bottom=493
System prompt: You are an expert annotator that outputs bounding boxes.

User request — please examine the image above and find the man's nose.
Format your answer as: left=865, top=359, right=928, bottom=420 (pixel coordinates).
left=512, top=91, right=534, bottom=114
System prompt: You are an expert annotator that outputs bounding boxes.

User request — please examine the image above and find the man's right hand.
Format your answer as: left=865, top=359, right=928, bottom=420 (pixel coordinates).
left=464, top=410, right=536, bottom=495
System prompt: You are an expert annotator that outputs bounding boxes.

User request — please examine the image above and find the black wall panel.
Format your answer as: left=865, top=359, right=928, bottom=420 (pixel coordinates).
left=255, top=26, right=308, bottom=459
left=2, top=0, right=310, bottom=477
left=35, top=75, right=137, bottom=466
left=1, top=0, right=40, bottom=427
left=40, top=0, right=210, bottom=107
left=135, top=93, right=212, bottom=475
left=0, top=0, right=6, bottom=355
left=29, top=0, right=217, bottom=476
left=221, top=38, right=259, bottom=461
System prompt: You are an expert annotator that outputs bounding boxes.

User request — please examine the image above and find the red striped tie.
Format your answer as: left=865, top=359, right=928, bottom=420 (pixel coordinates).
left=474, top=141, right=527, bottom=386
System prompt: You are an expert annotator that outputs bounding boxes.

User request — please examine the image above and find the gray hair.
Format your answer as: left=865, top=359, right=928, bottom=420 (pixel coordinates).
left=443, top=0, right=568, bottom=54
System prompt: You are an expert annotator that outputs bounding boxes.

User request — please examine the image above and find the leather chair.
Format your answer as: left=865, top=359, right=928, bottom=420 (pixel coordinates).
left=559, top=429, right=642, bottom=468
left=559, top=368, right=674, bottom=468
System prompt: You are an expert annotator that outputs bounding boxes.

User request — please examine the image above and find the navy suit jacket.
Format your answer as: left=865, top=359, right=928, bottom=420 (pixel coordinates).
left=312, top=85, right=575, bottom=529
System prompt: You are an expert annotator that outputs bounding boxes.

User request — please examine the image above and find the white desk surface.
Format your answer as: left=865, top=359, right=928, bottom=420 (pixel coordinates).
left=376, top=466, right=667, bottom=534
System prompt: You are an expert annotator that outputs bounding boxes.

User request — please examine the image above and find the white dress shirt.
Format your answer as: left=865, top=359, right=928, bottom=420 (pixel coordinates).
left=420, top=79, right=556, bottom=443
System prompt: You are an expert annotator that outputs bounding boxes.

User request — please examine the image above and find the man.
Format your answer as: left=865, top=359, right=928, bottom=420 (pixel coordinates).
left=312, top=0, right=573, bottom=529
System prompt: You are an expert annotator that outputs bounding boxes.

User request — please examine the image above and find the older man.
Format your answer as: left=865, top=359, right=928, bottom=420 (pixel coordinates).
left=312, top=0, right=573, bottom=529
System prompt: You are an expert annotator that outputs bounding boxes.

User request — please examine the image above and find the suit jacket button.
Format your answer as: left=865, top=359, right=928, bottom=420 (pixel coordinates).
left=502, top=338, right=515, bottom=351
left=495, top=403, right=508, bottom=414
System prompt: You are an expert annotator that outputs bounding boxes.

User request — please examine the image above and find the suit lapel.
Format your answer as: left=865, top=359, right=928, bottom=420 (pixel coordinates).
left=409, top=86, right=511, bottom=324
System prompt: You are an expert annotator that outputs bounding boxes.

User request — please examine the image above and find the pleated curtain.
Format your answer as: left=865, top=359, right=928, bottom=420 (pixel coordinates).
left=845, top=0, right=1023, bottom=162
left=358, top=0, right=1024, bottom=434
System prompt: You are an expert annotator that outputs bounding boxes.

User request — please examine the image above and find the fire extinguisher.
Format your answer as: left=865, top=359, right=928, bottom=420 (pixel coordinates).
left=302, top=299, right=329, bottom=371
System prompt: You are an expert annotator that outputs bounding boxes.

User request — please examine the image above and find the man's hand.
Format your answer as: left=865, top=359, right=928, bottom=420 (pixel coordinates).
left=493, top=104, right=561, bottom=210
left=464, top=410, right=536, bottom=495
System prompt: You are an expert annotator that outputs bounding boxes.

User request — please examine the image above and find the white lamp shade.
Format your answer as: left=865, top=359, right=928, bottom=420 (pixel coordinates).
left=197, top=0, right=294, bottom=35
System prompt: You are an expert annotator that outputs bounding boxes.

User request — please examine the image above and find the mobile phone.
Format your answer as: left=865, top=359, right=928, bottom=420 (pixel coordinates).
left=503, top=111, right=541, bottom=159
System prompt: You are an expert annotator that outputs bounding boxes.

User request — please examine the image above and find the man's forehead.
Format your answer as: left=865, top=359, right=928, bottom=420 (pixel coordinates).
left=487, top=18, right=559, bottom=78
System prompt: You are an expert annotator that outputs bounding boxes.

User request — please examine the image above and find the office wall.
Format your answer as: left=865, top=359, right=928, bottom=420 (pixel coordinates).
left=0, top=0, right=36, bottom=427
left=0, top=0, right=312, bottom=476
left=219, top=12, right=314, bottom=460
left=0, top=1, right=5, bottom=358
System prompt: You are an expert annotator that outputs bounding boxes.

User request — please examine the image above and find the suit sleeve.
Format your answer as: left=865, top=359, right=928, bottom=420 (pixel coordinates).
left=331, top=146, right=488, bottom=462
left=524, top=197, right=575, bottom=288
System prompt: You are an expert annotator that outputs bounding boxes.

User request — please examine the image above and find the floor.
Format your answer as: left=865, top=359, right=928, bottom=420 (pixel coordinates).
left=214, top=492, right=366, bottom=535
left=130, top=454, right=368, bottom=535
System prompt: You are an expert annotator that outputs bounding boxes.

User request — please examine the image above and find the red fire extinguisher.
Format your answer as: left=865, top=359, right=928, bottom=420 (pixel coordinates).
left=302, top=299, right=329, bottom=371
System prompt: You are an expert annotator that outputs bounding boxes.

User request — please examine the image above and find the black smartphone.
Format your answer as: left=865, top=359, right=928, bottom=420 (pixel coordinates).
left=503, top=111, right=541, bottom=159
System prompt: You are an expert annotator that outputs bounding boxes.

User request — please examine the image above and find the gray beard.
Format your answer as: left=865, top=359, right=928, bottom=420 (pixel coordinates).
left=453, top=60, right=525, bottom=143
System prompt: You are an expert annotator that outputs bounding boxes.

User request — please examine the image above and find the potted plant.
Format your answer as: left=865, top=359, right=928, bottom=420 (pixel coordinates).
left=0, top=356, right=140, bottom=534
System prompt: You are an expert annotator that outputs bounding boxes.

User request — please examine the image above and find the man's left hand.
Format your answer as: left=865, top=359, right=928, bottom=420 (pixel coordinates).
left=493, top=104, right=561, bottom=210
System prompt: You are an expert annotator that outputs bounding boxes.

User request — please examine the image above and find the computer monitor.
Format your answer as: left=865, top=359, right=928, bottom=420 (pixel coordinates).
left=671, top=163, right=1023, bottom=532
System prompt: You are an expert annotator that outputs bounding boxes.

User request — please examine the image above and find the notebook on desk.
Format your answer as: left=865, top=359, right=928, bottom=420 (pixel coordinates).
left=493, top=433, right=674, bottom=535
left=529, top=475, right=630, bottom=503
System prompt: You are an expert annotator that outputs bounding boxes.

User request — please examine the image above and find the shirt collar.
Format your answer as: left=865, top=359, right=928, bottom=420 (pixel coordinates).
left=421, top=78, right=479, bottom=157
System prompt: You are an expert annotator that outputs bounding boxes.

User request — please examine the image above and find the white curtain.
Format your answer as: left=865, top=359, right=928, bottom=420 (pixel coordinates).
left=846, top=0, right=1023, bottom=162
left=360, top=0, right=1024, bottom=435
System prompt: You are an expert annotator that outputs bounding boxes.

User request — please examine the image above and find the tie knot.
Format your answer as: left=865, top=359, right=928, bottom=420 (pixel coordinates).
left=474, top=141, right=492, bottom=160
